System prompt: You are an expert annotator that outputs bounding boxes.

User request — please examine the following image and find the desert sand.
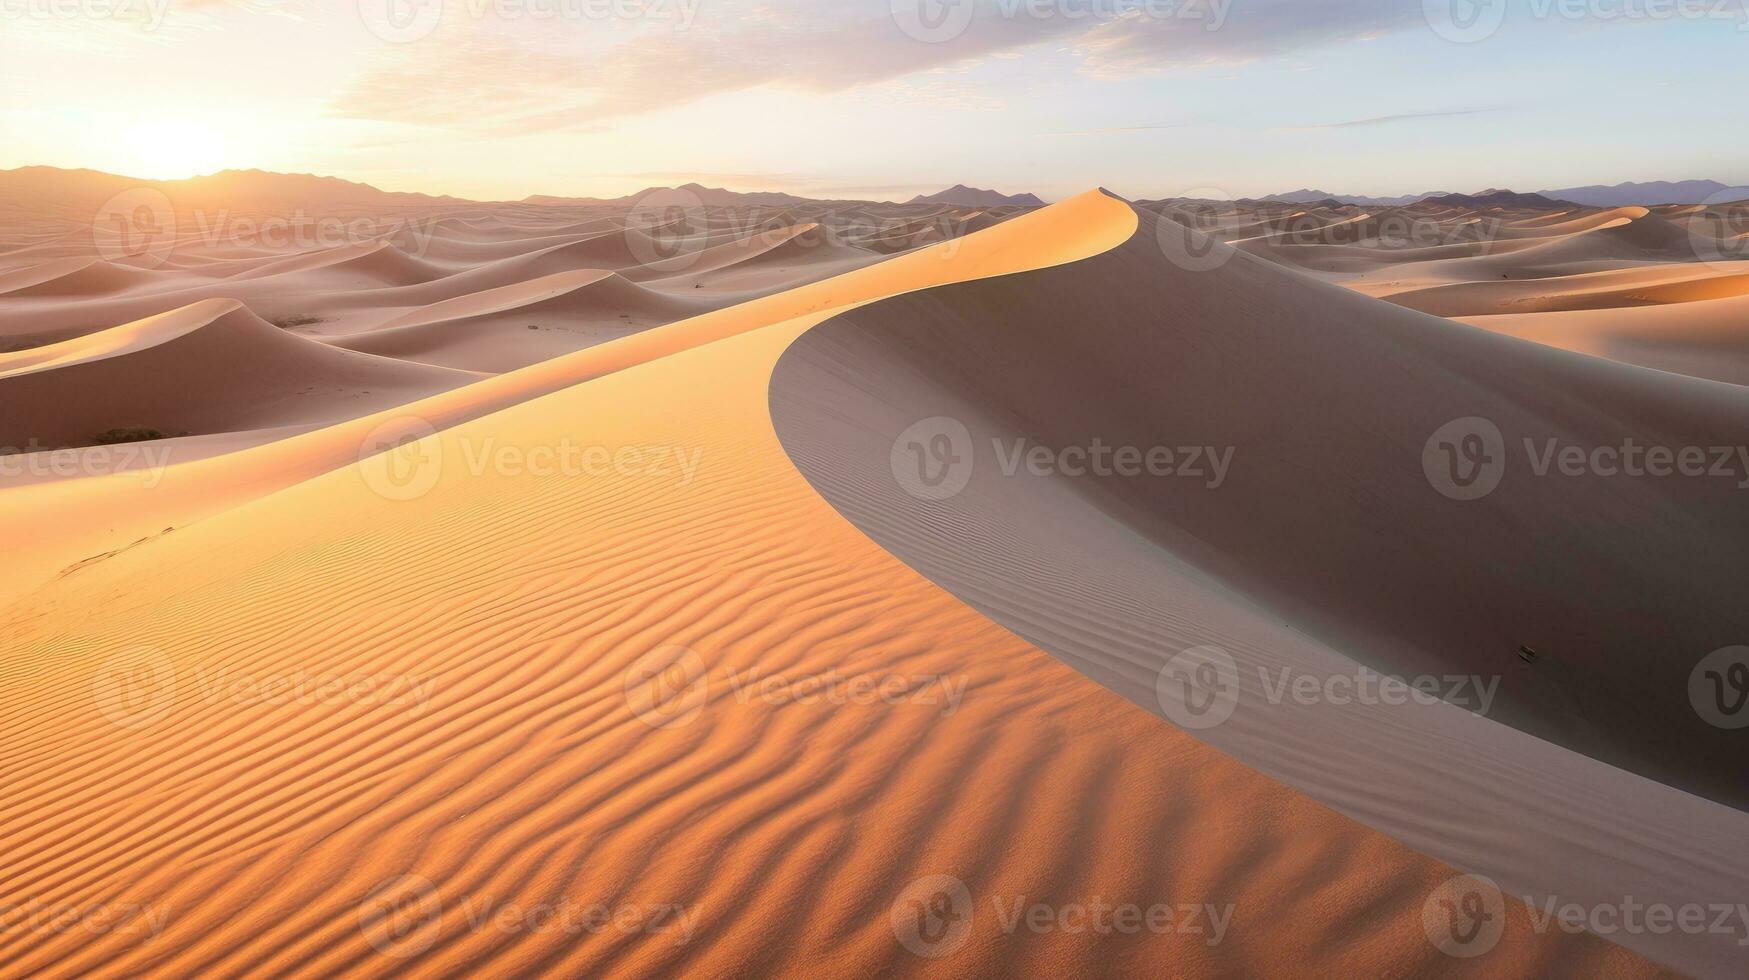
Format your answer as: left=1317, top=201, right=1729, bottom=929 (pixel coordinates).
left=1, top=170, right=1743, bottom=977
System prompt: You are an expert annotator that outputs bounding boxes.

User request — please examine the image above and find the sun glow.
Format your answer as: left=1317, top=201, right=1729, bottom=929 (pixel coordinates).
left=120, top=120, right=230, bottom=180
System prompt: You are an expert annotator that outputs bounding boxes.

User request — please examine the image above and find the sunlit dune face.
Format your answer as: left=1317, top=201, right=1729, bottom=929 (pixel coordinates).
left=119, top=120, right=228, bottom=180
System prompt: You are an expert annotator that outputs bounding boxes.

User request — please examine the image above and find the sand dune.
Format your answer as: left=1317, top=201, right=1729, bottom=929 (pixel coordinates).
left=0, top=182, right=1737, bottom=977
left=772, top=199, right=1749, bottom=975
left=0, top=191, right=1664, bottom=979
left=0, top=299, right=476, bottom=449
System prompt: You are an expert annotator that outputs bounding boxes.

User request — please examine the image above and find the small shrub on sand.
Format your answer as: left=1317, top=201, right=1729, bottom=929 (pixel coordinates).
left=272, top=314, right=324, bottom=328
left=92, top=426, right=170, bottom=445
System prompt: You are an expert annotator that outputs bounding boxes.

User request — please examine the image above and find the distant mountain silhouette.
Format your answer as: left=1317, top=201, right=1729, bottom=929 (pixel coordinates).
left=906, top=184, right=1045, bottom=207
left=525, top=182, right=816, bottom=207
left=1421, top=189, right=1578, bottom=209
left=1535, top=180, right=1743, bottom=206
left=0, top=166, right=459, bottom=211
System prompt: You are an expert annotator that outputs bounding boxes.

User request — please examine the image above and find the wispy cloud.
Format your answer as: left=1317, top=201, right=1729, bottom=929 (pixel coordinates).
left=330, top=0, right=1439, bottom=133
left=1041, top=122, right=1199, bottom=137
left=1278, top=107, right=1498, bottom=131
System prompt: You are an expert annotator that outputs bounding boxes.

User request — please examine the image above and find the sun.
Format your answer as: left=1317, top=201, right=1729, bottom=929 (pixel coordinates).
left=121, top=120, right=230, bottom=180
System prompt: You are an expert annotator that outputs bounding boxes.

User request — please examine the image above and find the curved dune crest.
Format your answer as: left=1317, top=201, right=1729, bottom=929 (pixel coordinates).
left=771, top=203, right=1749, bottom=976
left=0, top=191, right=1662, bottom=979
left=783, top=205, right=1749, bottom=813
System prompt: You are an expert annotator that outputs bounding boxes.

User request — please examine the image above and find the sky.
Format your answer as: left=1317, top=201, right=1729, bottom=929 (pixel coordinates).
left=1, top=0, right=1745, bottom=202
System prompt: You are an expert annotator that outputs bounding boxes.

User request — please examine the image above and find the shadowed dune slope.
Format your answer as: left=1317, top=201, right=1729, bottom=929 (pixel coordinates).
left=772, top=205, right=1749, bottom=814
left=0, top=298, right=479, bottom=448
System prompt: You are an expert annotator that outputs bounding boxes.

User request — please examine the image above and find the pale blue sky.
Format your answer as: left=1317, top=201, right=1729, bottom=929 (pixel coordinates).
left=1, top=0, right=1744, bottom=200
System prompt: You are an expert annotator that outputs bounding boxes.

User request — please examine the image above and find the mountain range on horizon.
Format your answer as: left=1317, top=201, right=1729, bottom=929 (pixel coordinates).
left=2, top=166, right=1743, bottom=217
left=0, top=167, right=1047, bottom=213
left=1267, top=179, right=1743, bottom=208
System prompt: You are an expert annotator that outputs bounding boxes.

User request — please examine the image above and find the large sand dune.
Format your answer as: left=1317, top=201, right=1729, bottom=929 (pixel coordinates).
left=0, top=181, right=1740, bottom=977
